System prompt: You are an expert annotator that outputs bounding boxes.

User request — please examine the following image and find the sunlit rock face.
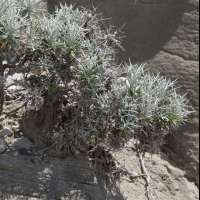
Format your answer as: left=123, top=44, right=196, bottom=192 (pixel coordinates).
left=45, top=0, right=199, bottom=186
left=0, top=149, right=199, bottom=199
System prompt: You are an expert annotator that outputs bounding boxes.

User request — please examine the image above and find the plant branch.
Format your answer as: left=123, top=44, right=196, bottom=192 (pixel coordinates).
left=137, top=142, right=157, bottom=200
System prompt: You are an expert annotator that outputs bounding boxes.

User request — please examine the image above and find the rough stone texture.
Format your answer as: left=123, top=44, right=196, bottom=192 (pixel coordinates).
left=0, top=115, right=5, bottom=122
left=0, top=151, right=113, bottom=200
left=0, top=149, right=199, bottom=199
left=13, top=137, right=33, bottom=149
left=0, top=139, right=7, bottom=154
left=5, top=74, right=23, bottom=88
left=45, top=0, right=199, bottom=186
left=0, top=127, right=14, bottom=137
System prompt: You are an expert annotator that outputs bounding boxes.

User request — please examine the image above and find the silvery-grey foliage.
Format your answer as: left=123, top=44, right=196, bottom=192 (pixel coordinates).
left=0, top=1, right=192, bottom=154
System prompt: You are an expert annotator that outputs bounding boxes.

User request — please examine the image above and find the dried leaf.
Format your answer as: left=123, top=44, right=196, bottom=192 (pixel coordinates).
left=1, top=42, right=7, bottom=48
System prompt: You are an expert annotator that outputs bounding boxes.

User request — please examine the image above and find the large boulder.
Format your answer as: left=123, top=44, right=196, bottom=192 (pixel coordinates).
left=46, top=0, right=199, bottom=186
left=0, top=149, right=199, bottom=199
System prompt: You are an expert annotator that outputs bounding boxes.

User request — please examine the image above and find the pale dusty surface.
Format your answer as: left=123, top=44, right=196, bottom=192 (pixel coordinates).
left=0, top=147, right=199, bottom=200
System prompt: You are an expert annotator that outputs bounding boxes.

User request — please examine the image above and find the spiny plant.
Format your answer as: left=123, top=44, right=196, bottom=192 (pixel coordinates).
left=0, top=0, right=192, bottom=195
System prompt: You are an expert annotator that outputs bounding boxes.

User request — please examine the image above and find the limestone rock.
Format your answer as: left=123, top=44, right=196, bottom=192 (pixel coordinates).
left=11, top=125, right=20, bottom=132
left=5, top=74, right=23, bottom=88
left=0, top=147, right=199, bottom=199
left=76, top=144, right=87, bottom=153
left=5, top=94, right=14, bottom=101
left=13, top=137, right=33, bottom=149
left=0, top=115, right=5, bottom=122
left=129, top=172, right=139, bottom=178
left=125, top=141, right=136, bottom=149
left=0, top=122, right=3, bottom=130
left=7, top=120, right=18, bottom=125
left=0, top=127, right=14, bottom=137
left=63, top=95, right=68, bottom=100
left=0, top=139, right=7, bottom=154
left=7, top=85, right=17, bottom=94
left=73, top=149, right=81, bottom=156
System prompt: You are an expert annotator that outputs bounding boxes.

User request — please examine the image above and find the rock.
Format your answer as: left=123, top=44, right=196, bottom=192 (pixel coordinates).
left=73, top=149, right=81, bottom=156
left=21, top=90, right=28, bottom=99
left=7, top=85, right=17, bottom=93
left=5, top=101, right=12, bottom=105
left=11, top=125, right=20, bottom=131
left=1, top=143, right=199, bottom=200
left=174, top=183, right=179, bottom=191
left=13, top=129, right=20, bottom=134
left=76, top=145, right=87, bottom=153
left=5, top=73, right=23, bottom=88
left=58, top=84, right=66, bottom=90
left=17, top=91, right=24, bottom=97
left=0, top=122, right=3, bottom=130
left=0, top=139, right=7, bottom=154
left=63, top=100, right=71, bottom=106
left=14, top=129, right=20, bottom=134
left=2, top=60, right=8, bottom=66
left=7, top=120, right=18, bottom=125
left=0, top=115, right=5, bottom=121
left=0, top=127, right=14, bottom=137
left=63, top=95, right=68, bottom=100
left=129, top=172, right=139, bottom=178
left=125, top=141, right=136, bottom=149
left=5, top=94, right=14, bottom=101
left=5, top=137, right=13, bottom=145
left=7, top=120, right=14, bottom=125
left=13, top=137, right=33, bottom=149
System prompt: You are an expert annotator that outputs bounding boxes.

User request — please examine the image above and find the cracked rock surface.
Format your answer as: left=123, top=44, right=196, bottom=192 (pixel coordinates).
left=0, top=148, right=199, bottom=200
